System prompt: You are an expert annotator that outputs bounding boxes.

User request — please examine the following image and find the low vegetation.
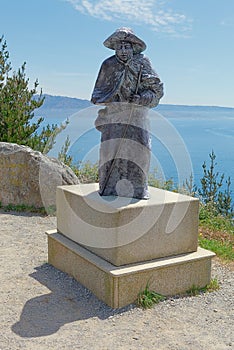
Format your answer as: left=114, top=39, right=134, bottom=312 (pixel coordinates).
left=136, top=278, right=220, bottom=309
left=0, top=203, right=57, bottom=216
left=136, top=283, right=166, bottom=309
left=186, top=278, right=220, bottom=296
left=197, top=151, right=233, bottom=262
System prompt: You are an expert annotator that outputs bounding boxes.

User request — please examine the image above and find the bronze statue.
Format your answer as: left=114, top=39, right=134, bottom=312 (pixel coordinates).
left=91, top=28, right=163, bottom=199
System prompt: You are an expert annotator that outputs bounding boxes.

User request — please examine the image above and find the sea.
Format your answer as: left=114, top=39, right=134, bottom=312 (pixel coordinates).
left=36, top=104, right=234, bottom=200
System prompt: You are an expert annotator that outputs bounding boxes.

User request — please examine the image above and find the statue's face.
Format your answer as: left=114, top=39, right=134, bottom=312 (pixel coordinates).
left=115, top=41, right=133, bottom=62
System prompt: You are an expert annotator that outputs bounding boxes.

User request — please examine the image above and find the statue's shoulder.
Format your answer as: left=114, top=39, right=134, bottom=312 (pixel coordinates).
left=101, top=55, right=117, bottom=68
left=134, top=53, right=149, bottom=62
left=133, top=54, right=152, bottom=68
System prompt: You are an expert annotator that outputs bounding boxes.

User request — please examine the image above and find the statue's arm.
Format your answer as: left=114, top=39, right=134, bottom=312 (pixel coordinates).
left=91, top=62, right=107, bottom=104
left=132, top=56, right=163, bottom=108
left=91, top=56, right=118, bottom=105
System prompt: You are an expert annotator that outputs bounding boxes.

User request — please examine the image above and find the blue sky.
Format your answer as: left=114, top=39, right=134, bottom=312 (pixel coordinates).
left=2, top=0, right=234, bottom=107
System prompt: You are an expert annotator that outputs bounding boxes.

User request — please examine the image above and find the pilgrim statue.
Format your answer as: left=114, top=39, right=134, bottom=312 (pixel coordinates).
left=91, top=28, right=163, bottom=199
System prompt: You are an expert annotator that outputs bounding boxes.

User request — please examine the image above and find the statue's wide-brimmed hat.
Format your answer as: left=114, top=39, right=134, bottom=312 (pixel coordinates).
left=103, top=28, right=146, bottom=53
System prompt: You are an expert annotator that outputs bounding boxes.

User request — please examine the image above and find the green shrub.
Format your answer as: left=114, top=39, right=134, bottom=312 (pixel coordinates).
left=198, top=150, right=233, bottom=218
left=148, top=168, right=174, bottom=191
left=73, top=161, right=99, bottom=184
left=0, top=35, right=62, bottom=153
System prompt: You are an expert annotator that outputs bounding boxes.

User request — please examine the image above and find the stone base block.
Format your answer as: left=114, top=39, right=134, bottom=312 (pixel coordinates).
left=46, top=230, right=215, bottom=309
left=56, top=183, right=199, bottom=266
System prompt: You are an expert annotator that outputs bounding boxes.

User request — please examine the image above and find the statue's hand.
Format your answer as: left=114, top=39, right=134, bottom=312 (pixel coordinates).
left=130, top=91, right=153, bottom=106
left=139, top=91, right=153, bottom=106
left=130, top=94, right=141, bottom=104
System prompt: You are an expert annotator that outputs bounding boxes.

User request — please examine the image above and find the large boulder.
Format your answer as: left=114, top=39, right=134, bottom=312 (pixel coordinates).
left=0, top=142, right=79, bottom=209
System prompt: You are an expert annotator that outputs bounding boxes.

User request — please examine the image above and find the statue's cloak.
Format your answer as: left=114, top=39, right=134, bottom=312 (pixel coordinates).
left=91, top=53, right=163, bottom=199
left=91, top=54, right=163, bottom=108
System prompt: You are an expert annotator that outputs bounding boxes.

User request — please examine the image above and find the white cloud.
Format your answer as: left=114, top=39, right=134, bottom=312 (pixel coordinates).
left=65, top=0, right=192, bottom=36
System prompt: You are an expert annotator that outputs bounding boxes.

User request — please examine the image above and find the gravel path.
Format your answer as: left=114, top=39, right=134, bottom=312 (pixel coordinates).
left=0, top=210, right=233, bottom=350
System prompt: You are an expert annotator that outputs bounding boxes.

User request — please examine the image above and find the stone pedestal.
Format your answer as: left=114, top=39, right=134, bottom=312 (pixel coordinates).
left=46, top=183, right=215, bottom=308
left=56, top=183, right=199, bottom=266
left=47, top=230, right=215, bottom=308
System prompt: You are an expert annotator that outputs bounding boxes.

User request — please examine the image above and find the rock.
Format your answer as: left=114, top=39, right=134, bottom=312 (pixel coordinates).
left=0, top=142, right=79, bottom=209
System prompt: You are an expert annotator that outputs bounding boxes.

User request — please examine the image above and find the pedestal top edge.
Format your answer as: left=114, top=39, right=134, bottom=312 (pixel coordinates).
left=57, top=183, right=199, bottom=209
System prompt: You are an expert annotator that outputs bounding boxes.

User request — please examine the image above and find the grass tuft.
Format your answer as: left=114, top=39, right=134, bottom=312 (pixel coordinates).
left=199, top=236, right=234, bottom=262
left=0, top=203, right=48, bottom=215
left=186, top=278, right=220, bottom=296
left=136, top=283, right=165, bottom=309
